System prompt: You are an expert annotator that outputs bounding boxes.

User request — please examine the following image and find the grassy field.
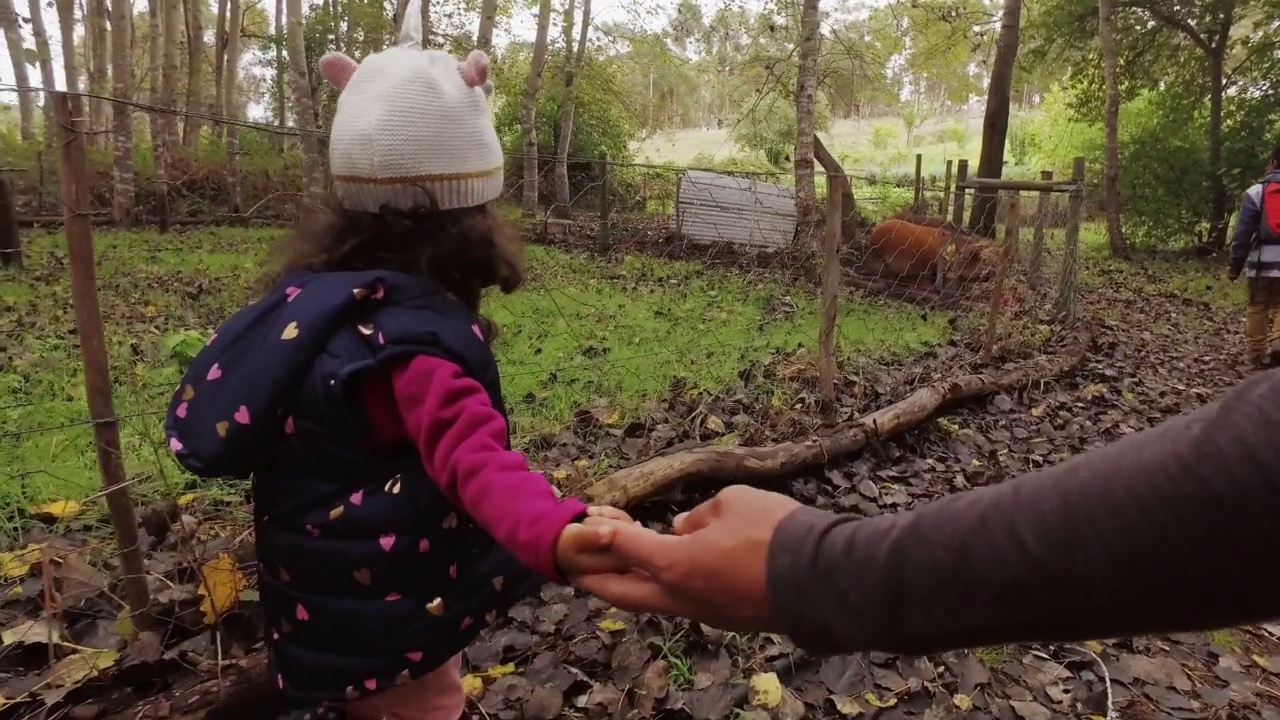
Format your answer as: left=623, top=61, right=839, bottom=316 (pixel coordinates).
left=0, top=227, right=950, bottom=515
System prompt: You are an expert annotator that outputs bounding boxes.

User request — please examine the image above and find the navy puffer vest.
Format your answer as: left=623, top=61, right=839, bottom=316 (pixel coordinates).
left=164, top=270, right=541, bottom=707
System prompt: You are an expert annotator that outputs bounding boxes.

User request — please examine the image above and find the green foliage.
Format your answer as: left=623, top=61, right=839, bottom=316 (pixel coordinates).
left=730, top=88, right=831, bottom=168
left=165, top=330, right=207, bottom=370
left=900, top=105, right=924, bottom=145
left=1006, top=116, right=1031, bottom=167
left=869, top=124, right=898, bottom=152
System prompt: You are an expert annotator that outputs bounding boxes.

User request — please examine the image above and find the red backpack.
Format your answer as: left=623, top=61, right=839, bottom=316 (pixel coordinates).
left=1262, top=181, right=1280, bottom=237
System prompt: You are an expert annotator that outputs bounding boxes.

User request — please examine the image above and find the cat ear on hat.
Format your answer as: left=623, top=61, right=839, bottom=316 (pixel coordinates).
left=319, top=52, right=358, bottom=90
left=458, top=50, right=489, bottom=90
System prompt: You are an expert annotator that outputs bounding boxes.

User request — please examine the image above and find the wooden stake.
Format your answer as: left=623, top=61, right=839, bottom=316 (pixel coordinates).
left=981, top=192, right=1021, bottom=363
left=819, top=173, right=842, bottom=424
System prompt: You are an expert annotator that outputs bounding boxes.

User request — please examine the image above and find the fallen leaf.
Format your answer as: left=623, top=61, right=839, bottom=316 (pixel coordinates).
left=832, top=695, right=865, bottom=716
left=1009, top=700, right=1052, bottom=720
left=45, top=648, right=120, bottom=688
left=748, top=672, right=783, bottom=709
left=32, top=499, right=82, bottom=520
left=862, top=692, right=896, bottom=708
left=0, top=543, right=43, bottom=581
left=953, top=693, right=974, bottom=711
left=461, top=674, right=484, bottom=699
left=597, top=618, right=626, bottom=632
left=197, top=553, right=246, bottom=624
left=1, top=617, right=65, bottom=646
left=177, top=493, right=198, bottom=506
left=58, top=552, right=108, bottom=606
left=486, top=663, right=516, bottom=678
left=704, top=414, right=726, bottom=434
left=524, top=686, right=563, bottom=719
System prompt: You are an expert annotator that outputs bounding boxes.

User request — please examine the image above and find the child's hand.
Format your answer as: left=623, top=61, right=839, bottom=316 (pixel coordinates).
left=586, top=505, right=634, bottom=523
left=555, top=515, right=636, bottom=577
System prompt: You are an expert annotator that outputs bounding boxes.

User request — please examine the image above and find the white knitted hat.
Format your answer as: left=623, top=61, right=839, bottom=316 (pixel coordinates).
left=318, top=47, right=503, bottom=212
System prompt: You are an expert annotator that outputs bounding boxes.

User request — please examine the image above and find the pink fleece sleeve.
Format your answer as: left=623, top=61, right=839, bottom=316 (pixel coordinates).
left=386, top=354, right=586, bottom=581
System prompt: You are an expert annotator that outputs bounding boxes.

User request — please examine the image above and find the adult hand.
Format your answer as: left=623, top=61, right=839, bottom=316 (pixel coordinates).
left=569, top=485, right=801, bottom=632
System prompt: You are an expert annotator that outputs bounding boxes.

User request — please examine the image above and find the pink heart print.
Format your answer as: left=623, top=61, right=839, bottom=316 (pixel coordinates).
left=306, top=525, right=320, bottom=537
left=175, top=402, right=188, bottom=419
left=417, top=539, right=430, bottom=553
left=460, top=616, right=473, bottom=630
left=471, top=324, right=483, bottom=340
left=449, top=563, right=457, bottom=579
left=206, top=333, right=217, bottom=346
left=349, top=490, right=364, bottom=506
left=206, top=363, right=222, bottom=381
left=364, top=678, right=377, bottom=691
left=405, top=651, right=423, bottom=662
left=285, top=286, right=302, bottom=302
left=168, top=436, right=183, bottom=452
left=234, top=405, right=251, bottom=425
left=373, top=283, right=385, bottom=300
left=284, top=416, right=294, bottom=434
left=379, top=534, right=396, bottom=551
left=276, top=674, right=283, bottom=689
left=296, top=603, right=309, bottom=621
left=385, top=592, right=401, bottom=601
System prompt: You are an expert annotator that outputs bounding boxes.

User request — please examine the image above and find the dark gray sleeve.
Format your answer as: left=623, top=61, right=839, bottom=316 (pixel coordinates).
left=766, top=369, right=1280, bottom=656
left=1230, top=189, right=1261, bottom=274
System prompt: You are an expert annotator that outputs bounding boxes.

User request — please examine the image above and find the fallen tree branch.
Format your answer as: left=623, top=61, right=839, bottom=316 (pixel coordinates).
left=584, top=324, right=1093, bottom=508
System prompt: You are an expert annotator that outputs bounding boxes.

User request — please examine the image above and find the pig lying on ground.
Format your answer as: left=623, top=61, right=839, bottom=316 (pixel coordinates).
left=864, top=218, right=996, bottom=282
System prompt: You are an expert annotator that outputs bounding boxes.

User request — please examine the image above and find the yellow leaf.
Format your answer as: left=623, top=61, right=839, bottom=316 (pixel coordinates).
left=604, top=408, right=621, bottom=426
left=952, top=694, right=973, bottom=711
left=486, top=663, right=516, bottom=678
left=1253, top=654, right=1270, bottom=669
left=45, top=648, right=119, bottom=688
left=704, top=414, right=726, bottom=434
left=32, top=500, right=82, bottom=519
left=461, top=674, right=484, bottom=699
left=597, top=618, right=626, bottom=632
left=1, top=617, right=65, bottom=646
left=551, top=469, right=570, bottom=481
left=747, top=672, right=783, bottom=710
left=832, top=695, right=865, bottom=716
left=863, top=692, right=897, bottom=708
left=177, top=493, right=198, bottom=506
left=0, top=543, right=43, bottom=581
left=111, top=612, right=134, bottom=638
left=1084, top=640, right=1104, bottom=653
left=197, top=553, right=246, bottom=625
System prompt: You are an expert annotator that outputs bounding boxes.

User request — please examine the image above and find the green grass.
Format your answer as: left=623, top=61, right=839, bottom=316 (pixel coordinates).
left=0, top=226, right=948, bottom=516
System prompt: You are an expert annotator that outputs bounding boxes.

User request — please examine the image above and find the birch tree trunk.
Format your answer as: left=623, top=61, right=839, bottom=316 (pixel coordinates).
left=110, top=0, right=136, bottom=224
left=212, top=0, right=228, bottom=125
left=88, top=0, right=110, bottom=148
left=224, top=0, right=242, bottom=214
left=0, top=0, right=35, bottom=142
left=286, top=0, right=324, bottom=197
left=183, top=0, right=206, bottom=145
left=520, top=0, right=553, bottom=216
left=476, top=0, right=497, bottom=51
left=793, top=0, right=821, bottom=228
left=552, top=0, right=590, bottom=216
left=274, top=0, right=285, bottom=128
left=27, top=0, right=57, bottom=152
left=162, top=0, right=181, bottom=149
left=1098, top=0, right=1128, bottom=258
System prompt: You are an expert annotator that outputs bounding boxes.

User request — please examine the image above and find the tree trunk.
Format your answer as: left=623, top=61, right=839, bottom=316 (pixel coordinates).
left=274, top=0, right=285, bottom=128
left=148, top=0, right=163, bottom=143
left=476, top=0, right=497, bottom=52
left=183, top=0, right=206, bottom=146
left=1097, top=0, right=1127, bottom=258
left=161, top=0, right=181, bottom=150
left=110, top=0, right=136, bottom=224
left=967, top=0, right=1021, bottom=238
left=224, top=0, right=242, bottom=214
left=0, top=0, right=35, bottom=142
left=286, top=0, right=324, bottom=196
left=420, top=0, right=431, bottom=47
left=793, top=0, right=821, bottom=228
left=212, top=0, right=228, bottom=125
left=552, top=0, right=588, bottom=216
left=391, top=0, right=409, bottom=41
left=54, top=0, right=77, bottom=93
left=27, top=0, right=57, bottom=153
left=88, top=0, right=110, bottom=148
left=1205, top=46, right=1229, bottom=250
left=520, top=0, right=553, bottom=216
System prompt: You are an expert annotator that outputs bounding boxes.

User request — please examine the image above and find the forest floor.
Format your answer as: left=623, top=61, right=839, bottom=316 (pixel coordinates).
left=1, top=223, right=1275, bottom=720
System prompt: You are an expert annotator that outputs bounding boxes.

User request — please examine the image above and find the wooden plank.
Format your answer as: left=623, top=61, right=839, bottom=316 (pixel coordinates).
left=957, top=178, right=1078, bottom=193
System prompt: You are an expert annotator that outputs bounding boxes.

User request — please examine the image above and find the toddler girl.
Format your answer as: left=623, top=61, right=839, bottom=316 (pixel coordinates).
left=166, top=43, right=626, bottom=720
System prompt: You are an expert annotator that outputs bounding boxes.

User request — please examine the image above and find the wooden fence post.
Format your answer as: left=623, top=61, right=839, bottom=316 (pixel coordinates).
left=1054, top=157, right=1086, bottom=319
left=819, top=172, right=842, bottom=425
left=940, top=159, right=953, bottom=216
left=0, top=175, right=20, bottom=268
left=597, top=154, right=611, bottom=249
left=981, top=192, right=1021, bottom=363
left=912, top=153, right=923, bottom=211
left=1027, top=169, right=1053, bottom=290
left=951, top=159, right=968, bottom=227
left=54, top=91, right=152, bottom=631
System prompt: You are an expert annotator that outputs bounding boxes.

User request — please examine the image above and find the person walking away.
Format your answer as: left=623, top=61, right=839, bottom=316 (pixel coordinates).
left=1228, top=146, right=1280, bottom=367
left=165, top=44, right=629, bottom=720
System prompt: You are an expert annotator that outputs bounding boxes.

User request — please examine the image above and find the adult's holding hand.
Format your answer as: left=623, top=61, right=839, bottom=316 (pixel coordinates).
left=573, top=485, right=798, bottom=632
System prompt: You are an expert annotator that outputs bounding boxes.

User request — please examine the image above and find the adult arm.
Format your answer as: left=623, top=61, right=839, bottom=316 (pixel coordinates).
left=1229, top=187, right=1261, bottom=277
left=769, top=368, right=1280, bottom=656
left=387, top=355, right=586, bottom=581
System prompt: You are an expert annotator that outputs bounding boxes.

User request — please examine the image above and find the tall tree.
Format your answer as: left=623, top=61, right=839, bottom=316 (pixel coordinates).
left=224, top=0, right=242, bottom=212
left=520, top=0, right=553, bottom=215
left=274, top=0, right=285, bottom=126
left=476, top=0, right=497, bottom=51
left=212, top=0, right=228, bottom=122
left=27, top=0, right=57, bottom=151
left=110, top=0, right=136, bottom=223
left=793, top=0, right=821, bottom=227
left=183, top=0, right=206, bottom=145
left=161, top=0, right=181, bottom=149
left=148, top=0, right=164, bottom=143
left=286, top=0, right=323, bottom=195
left=87, top=0, right=110, bottom=147
left=53, top=0, right=77, bottom=93
left=552, top=0, right=590, bottom=215
left=1098, top=0, right=1127, bottom=258
left=0, top=0, right=35, bottom=142
left=968, top=0, right=1022, bottom=237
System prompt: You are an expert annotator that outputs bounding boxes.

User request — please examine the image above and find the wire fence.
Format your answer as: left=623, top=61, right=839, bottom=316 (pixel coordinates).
left=0, top=90, right=1088, bottom=714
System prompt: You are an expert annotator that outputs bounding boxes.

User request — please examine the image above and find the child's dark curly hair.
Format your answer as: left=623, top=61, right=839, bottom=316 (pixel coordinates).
left=268, top=200, right=524, bottom=341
